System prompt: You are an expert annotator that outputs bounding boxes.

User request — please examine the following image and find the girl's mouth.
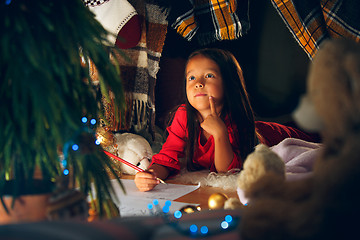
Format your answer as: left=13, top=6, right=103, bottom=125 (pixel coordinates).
left=194, top=93, right=207, bottom=97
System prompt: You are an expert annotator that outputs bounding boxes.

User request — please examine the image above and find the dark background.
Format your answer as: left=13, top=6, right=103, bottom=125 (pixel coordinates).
left=155, top=0, right=310, bottom=129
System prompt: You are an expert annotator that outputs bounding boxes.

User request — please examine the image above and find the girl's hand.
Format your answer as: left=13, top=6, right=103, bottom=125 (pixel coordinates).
left=134, top=170, right=159, bottom=192
left=200, top=96, right=227, bottom=138
left=201, top=96, right=234, bottom=172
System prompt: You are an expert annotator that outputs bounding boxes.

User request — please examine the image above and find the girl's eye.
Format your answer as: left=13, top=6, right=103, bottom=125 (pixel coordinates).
left=205, top=73, right=215, bottom=78
left=188, top=76, right=196, bottom=81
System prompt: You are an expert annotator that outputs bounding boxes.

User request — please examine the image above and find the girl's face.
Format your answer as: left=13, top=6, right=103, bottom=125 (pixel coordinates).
left=186, top=54, right=224, bottom=118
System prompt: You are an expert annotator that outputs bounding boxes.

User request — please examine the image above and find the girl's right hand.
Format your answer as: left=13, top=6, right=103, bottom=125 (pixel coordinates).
left=134, top=170, right=160, bottom=192
left=200, top=96, right=227, bottom=138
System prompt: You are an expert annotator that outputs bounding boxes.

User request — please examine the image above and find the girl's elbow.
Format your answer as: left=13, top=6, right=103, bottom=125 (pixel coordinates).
left=215, top=166, right=230, bottom=173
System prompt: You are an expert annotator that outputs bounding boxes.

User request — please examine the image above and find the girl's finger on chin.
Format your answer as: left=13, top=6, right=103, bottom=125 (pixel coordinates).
left=209, top=96, right=217, bottom=115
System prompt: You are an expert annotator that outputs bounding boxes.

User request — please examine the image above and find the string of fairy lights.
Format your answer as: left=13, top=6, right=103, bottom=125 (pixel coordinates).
left=147, top=199, right=239, bottom=237
left=4, top=1, right=240, bottom=237
left=60, top=117, right=240, bottom=236
left=61, top=117, right=100, bottom=176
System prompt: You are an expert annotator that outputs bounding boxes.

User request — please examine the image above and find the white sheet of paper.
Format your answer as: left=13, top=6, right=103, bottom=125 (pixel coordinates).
left=111, top=179, right=200, bottom=200
left=117, top=196, right=195, bottom=217
left=110, top=179, right=200, bottom=217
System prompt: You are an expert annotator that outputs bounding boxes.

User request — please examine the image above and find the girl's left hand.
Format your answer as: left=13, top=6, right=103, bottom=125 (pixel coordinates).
left=134, top=170, right=160, bottom=192
left=200, top=96, right=227, bottom=137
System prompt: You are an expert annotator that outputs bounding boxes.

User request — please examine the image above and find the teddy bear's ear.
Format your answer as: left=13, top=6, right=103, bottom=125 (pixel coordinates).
left=294, top=39, right=360, bottom=138
left=344, top=53, right=360, bottom=101
left=292, top=94, right=323, bottom=132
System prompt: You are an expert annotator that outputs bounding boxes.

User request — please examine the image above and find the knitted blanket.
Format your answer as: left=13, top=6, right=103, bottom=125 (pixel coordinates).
left=91, top=0, right=168, bottom=143
left=271, top=0, right=360, bottom=59
left=169, top=0, right=250, bottom=45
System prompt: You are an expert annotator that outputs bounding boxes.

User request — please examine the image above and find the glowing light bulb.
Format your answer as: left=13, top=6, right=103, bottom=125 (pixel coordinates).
left=189, top=224, right=198, bottom=233
left=200, top=226, right=209, bottom=234
left=162, top=206, right=169, bottom=213
left=221, top=221, right=229, bottom=229
left=81, top=117, right=88, bottom=123
left=174, top=211, right=182, bottom=219
left=225, top=215, right=233, bottom=223
left=165, top=200, right=171, bottom=207
left=147, top=204, right=153, bottom=210
left=90, top=118, right=97, bottom=125
left=61, top=160, right=67, bottom=167
left=63, top=169, right=69, bottom=175
left=72, top=144, right=79, bottom=151
left=153, top=199, right=159, bottom=205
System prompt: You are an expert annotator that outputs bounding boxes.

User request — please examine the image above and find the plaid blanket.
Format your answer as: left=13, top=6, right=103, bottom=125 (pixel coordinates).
left=271, top=0, right=360, bottom=59
left=114, top=0, right=168, bottom=142
left=169, top=0, right=250, bottom=45
left=91, top=0, right=168, bottom=142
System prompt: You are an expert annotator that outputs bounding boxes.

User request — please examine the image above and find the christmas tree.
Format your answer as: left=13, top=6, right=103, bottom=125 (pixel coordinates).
left=0, top=0, right=125, bottom=217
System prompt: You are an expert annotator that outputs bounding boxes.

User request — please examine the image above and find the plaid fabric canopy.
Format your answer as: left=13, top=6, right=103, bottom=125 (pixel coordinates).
left=170, top=0, right=250, bottom=45
left=271, top=0, right=360, bottom=59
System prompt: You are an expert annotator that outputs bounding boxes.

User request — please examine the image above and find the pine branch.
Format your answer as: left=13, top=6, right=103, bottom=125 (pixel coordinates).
left=0, top=0, right=126, bottom=218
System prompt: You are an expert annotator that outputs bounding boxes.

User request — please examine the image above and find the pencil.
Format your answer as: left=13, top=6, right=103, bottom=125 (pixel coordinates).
left=103, top=150, right=166, bottom=184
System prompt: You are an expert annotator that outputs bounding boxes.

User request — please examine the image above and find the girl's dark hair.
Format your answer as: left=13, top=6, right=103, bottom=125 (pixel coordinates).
left=184, top=48, right=257, bottom=171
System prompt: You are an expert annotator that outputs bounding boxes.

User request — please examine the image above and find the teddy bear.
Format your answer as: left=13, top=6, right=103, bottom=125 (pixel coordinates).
left=97, top=130, right=153, bottom=175
left=224, top=137, right=321, bottom=210
left=238, top=38, right=360, bottom=240
left=236, top=144, right=285, bottom=205
left=111, top=132, right=152, bottom=175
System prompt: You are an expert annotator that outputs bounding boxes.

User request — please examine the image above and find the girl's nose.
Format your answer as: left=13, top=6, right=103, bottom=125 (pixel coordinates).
left=195, top=82, right=204, bottom=89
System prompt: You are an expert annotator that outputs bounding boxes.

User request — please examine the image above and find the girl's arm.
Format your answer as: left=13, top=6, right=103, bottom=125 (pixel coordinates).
left=134, top=164, right=170, bottom=192
left=200, top=97, right=235, bottom=172
left=149, top=163, right=170, bottom=180
left=134, top=105, right=188, bottom=191
left=212, top=130, right=235, bottom=172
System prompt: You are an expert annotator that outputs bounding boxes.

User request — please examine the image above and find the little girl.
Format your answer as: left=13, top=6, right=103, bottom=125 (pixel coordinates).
left=135, top=48, right=315, bottom=191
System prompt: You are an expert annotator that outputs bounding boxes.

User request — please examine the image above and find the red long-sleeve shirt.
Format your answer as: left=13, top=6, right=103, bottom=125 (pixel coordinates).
left=151, top=105, right=315, bottom=175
